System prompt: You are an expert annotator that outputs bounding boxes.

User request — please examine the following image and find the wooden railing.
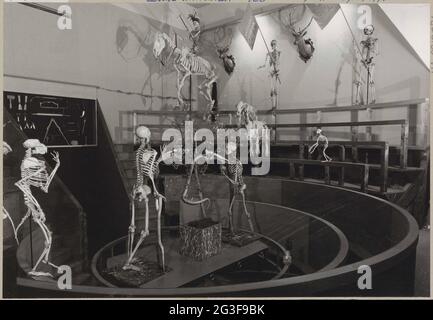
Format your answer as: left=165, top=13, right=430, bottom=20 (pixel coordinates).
left=271, top=158, right=370, bottom=192
left=273, top=140, right=389, bottom=192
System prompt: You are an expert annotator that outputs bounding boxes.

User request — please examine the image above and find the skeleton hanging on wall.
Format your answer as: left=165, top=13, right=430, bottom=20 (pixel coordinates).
left=125, top=125, right=175, bottom=272
left=14, top=139, right=62, bottom=278
left=214, top=27, right=236, bottom=75
left=153, top=32, right=217, bottom=119
left=258, top=40, right=281, bottom=110
left=309, top=128, right=332, bottom=162
left=3, top=141, right=18, bottom=244
left=355, top=25, right=379, bottom=105
left=236, top=101, right=270, bottom=159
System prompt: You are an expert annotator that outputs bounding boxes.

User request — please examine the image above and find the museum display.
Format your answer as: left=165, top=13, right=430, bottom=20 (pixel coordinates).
left=13, top=139, right=63, bottom=278
left=355, top=24, right=379, bottom=105
left=125, top=125, right=171, bottom=272
left=308, top=128, right=332, bottom=162
left=153, top=32, right=218, bottom=119
left=1, top=2, right=429, bottom=300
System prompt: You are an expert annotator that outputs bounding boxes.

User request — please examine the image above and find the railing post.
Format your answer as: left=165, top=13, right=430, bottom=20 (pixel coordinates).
left=338, top=166, right=344, bottom=187
left=299, top=143, right=305, bottom=159
left=400, top=122, right=409, bottom=168
left=380, top=143, right=389, bottom=193
left=360, top=164, right=369, bottom=192
left=132, top=111, right=137, bottom=144
left=289, top=162, right=295, bottom=179
left=351, top=126, right=359, bottom=162
left=365, top=107, right=373, bottom=141
left=324, top=166, right=330, bottom=185
left=299, top=164, right=304, bottom=181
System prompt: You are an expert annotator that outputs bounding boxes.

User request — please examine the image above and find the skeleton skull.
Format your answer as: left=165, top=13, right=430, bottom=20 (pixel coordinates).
left=135, top=125, right=151, bottom=144
left=23, top=139, right=47, bottom=155
left=364, top=25, right=374, bottom=36
left=153, top=33, right=165, bottom=60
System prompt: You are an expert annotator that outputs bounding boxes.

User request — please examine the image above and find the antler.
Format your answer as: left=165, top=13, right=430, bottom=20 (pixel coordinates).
left=300, top=16, right=314, bottom=34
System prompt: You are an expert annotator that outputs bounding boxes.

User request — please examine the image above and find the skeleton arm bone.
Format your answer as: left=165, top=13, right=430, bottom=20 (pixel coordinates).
left=41, top=152, right=60, bottom=193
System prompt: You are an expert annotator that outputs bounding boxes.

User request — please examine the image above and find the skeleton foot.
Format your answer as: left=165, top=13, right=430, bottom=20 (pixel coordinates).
left=122, top=263, right=141, bottom=272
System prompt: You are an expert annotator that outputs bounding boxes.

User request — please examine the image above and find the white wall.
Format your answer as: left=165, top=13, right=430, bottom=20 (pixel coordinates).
left=4, top=3, right=429, bottom=145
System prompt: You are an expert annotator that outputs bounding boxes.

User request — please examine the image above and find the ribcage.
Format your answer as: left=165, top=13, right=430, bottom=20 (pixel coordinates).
left=20, top=166, right=48, bottom=188
left=227, top=160, right=243, bottom=185
left=136, top=146, right=159, bottom=182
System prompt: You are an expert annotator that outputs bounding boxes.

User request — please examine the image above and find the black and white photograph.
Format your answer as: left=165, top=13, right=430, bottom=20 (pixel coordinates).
left=1, top=1, right=430, bottom=299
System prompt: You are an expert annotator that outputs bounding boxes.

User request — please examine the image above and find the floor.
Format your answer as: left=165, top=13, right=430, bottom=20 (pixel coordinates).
left=414, top=225, right=430, bottom=297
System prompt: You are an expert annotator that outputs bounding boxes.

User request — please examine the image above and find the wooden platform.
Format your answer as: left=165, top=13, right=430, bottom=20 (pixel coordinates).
left=106, top=237, right=268, bottom=289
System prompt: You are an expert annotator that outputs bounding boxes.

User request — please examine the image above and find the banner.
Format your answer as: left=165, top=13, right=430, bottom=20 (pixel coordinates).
left=238, top=5, right=259, bottom=50
left=307, top=4, right=340, bottom=29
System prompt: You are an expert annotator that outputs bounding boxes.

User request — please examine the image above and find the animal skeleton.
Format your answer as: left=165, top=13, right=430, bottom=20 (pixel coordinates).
left=236, top=101, right=269, bottom=158
left=309, top=128, right=332, bottom=162
left=125, top=126, right=174, bottom=272
left=15, top=139, right=62, bottom=278
left=153, top=32, right=217, bottom=118
left=214, top=27, right=236, bottom=75
left=3, top=141, right=18, bottom=244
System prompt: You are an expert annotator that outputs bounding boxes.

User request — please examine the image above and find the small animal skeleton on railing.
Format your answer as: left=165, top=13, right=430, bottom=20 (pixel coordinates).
left=309, top=128, right=332, bottom=162
left=281, top=11, right=315, bottom=63
left=153, top=32, right=218, bottom=119
left=15, top=139, right=62, bottom=278
left=125, top=125, right=176, bottom=272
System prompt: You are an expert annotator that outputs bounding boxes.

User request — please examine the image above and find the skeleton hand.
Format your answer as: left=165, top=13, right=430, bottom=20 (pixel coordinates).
left=51, top=151, right=60, bottom=165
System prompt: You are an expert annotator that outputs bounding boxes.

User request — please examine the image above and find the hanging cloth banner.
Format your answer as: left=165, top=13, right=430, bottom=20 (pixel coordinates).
left=307, top=4, right=340, bottom=29
left=238, top=5, right=259, bottom=50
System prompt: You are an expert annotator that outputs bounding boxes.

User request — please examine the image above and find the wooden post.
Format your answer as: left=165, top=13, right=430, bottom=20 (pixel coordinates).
left=299, top=165, right=304, bottom=181
left=400, top=122, right=409, bottom=168
left=351, top=126, right=359, bottom=162
left=360, top=164, right=369, bottom=192
left=365, top=107, right=372, bottom=141
left=299, top=143, right=305, bottom=159
left=338, top=167, right=344, bottom=187
left=324, top=166, right=330, bottom=185
left=289, top=162, right=296, bottom=179
left=380, top=143, right=389, bottom=193
left=339, top=145, right=345, bottom=187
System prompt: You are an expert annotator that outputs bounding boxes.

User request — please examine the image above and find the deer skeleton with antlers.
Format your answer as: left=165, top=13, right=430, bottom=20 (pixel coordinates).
left=14, top=139, right=62, bottom=278
left=213, top=27, right=236, bottom=75
left=125, top=125, right=176, bottom=272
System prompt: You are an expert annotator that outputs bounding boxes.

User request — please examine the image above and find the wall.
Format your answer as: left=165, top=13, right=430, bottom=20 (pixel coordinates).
left=4, top=3, right=430, bottom=145
left=4, top=2, right=193, bottom=143
left=199, top=4, right=429, bottom=144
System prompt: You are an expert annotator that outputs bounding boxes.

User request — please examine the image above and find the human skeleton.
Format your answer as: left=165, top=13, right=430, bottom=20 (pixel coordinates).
left=153, top=32, right=217, bottom=118
left=309, top=128, right=332, bottom=162
left=355, top=25, right=378, bottom=105
left=125, top=126, right=174, bottom=272
left=3, top=141, right=18, bottom=244
left=258, top=40, right=281, bottom=109
left=236, top=101, right=269, bottom=158
left=14, top=139, right=61, bottom=278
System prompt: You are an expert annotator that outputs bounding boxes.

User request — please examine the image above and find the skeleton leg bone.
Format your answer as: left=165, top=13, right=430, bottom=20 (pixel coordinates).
left=3, top=207, right=19, bottom=244
left=322, top=144, right=332, bottom=162
left=240, top=190, right=254, bottom=232
left=28, top=217, right=55, bottom=278
left=156, top=196, right=165, bottom=272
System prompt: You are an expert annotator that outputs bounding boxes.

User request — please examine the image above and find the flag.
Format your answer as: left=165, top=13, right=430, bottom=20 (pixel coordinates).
left=307, top=4, right=340, bottom=29
left=238, top=5, right=259, bottom=50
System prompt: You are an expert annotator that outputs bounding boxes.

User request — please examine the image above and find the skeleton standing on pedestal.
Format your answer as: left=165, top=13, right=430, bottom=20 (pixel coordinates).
left=14, top=139, right=61, bottom=278
left=309, top=128, right=332, bottom=162
left=258, top=40, right=281, bottom=110
left=355, top=25, right=379, bottom=105
left=125, top=125, right=172, bottom=272
left=3, top=141, right=18, bottom=244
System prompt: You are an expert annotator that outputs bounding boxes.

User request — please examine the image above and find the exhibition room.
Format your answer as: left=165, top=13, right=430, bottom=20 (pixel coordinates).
left=2, top=2, right=430, bottom=297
